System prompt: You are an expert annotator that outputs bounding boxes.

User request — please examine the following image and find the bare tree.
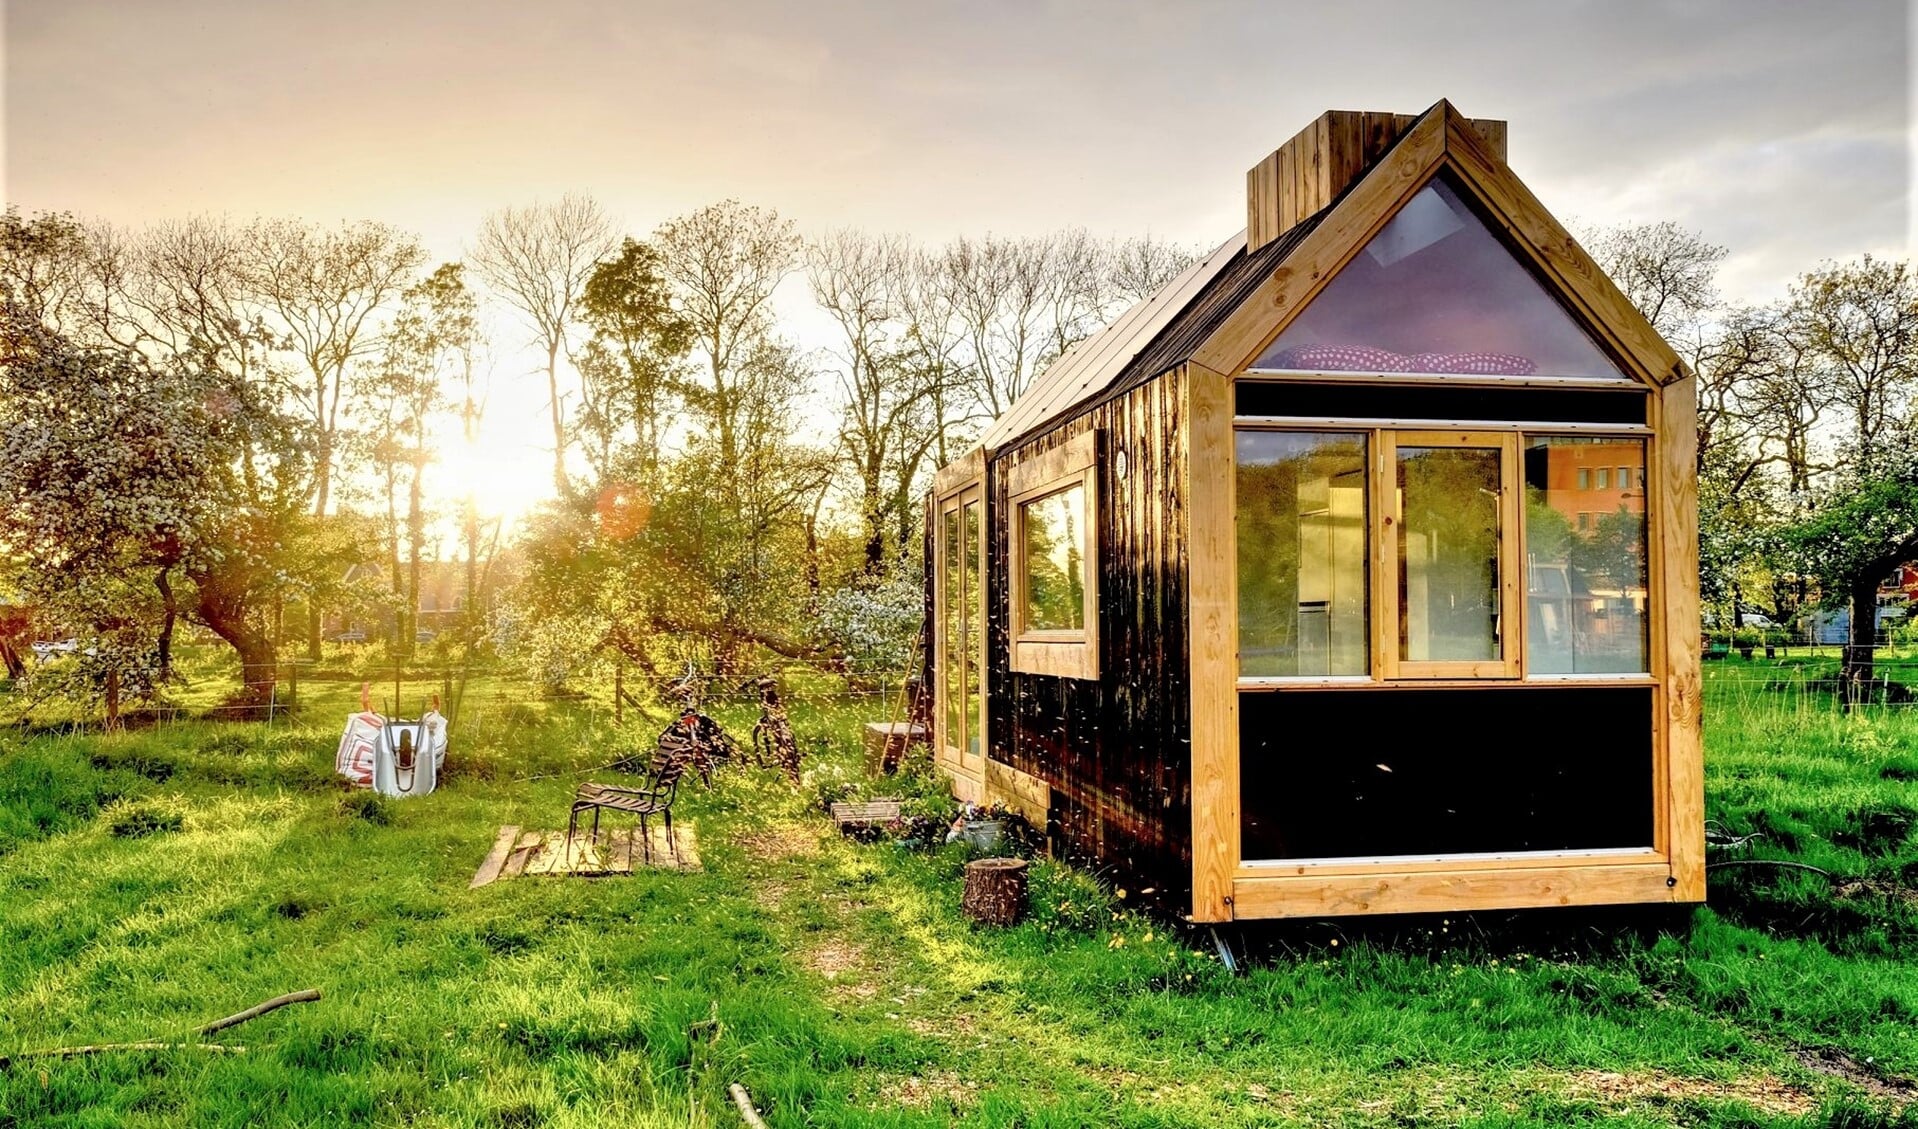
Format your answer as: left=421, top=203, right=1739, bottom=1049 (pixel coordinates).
left=653, top=200, right=800, bottom=477
left=470, top=194, right=619, bottom=494
left=240, top=218, right=426, bottom=518
left=1583, top=221, right=1726, bottom=340
left=809, top=229, right=931, bottom=573
left=1109, top=235, right=1202, bottom=305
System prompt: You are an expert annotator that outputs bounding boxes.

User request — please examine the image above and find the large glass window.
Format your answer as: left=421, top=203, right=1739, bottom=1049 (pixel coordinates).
left=1397, top=445, right=1504, bottom=663
left=1236, top=431, right=1369, bottom=677
left=1020, top=484, right=1087, bottom=632
left=1523, top=437, right=1649, bottom=673
left=1250, top=177, right=1628, bottom=381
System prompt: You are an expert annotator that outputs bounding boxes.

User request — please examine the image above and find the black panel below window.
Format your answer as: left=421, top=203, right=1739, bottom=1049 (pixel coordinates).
left=1239, top=687, right=1654, bottom=860
left=1235, top=382, right=1647, bottom=425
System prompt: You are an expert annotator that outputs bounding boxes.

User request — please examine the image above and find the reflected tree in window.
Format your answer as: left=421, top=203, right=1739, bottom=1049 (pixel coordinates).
left=1022, top=484, right=1086, bottom=631
left=1523, top=437, right=1648, bottom=673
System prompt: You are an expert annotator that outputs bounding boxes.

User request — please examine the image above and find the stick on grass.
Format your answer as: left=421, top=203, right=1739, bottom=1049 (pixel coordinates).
left=1, top=988, right=322, bottom=1069
left=729, top=1082, right=770, bottom=1129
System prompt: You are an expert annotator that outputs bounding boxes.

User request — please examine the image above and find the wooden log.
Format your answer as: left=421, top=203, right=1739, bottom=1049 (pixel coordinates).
left=961, top=857, right=1030, bottom=926
left=728, top=1082, right=770, bottom=1128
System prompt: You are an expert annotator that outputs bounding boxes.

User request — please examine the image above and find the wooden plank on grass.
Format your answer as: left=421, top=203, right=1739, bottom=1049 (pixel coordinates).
left=568, top=832, right=605, bottom=875
left=501, top=832, right=540, bottom=878
left=469, top=824, right=521, bottom=888
left=527, top=832, right=567, bottom=877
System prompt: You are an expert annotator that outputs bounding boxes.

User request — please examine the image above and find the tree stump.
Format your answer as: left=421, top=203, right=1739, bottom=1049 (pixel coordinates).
left=962, top=857, right=1029, bottom=925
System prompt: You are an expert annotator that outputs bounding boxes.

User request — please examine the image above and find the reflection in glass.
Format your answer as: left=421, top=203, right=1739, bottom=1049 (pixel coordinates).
left=962, top=500, right=981, bottom=758
left=1252, top=178, right=1627, bottom=380
left=941, top=508, right=962, bottom=751
left=1236, top=431, right=1370, bottom=676
left=1398, top=447, right=1502, bottom=662
left=1022, top=484, right=1086, bottom=631
left=1524, top=437, right=1649, bottom=673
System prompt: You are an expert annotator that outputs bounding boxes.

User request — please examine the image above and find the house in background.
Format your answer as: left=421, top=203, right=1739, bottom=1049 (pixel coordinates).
left=927, top=101, right=1701, bottom=923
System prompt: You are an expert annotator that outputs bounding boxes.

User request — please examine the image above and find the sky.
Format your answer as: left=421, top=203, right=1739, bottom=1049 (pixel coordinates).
left=4, top=0, right=1914, bottom=523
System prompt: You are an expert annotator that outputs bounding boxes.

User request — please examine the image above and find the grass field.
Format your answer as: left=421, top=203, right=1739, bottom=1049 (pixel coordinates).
left=2, top=652, right=1918, bottom=1127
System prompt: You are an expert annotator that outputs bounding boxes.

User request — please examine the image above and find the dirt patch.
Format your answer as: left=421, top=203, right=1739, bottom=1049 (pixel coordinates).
left=737, top=826, right=820, bottom=863
left=807, top=939, right=877, bottom=999
left=873, top=1071, right=977, bottom=1112
left=1793, top=1045, right=1918, bottom=1103
left=1551, top=1068, right=1817, bottom=1116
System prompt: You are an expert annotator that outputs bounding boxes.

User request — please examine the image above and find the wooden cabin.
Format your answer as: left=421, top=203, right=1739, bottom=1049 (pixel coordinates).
left=926, top=101, right=1703, bottom=923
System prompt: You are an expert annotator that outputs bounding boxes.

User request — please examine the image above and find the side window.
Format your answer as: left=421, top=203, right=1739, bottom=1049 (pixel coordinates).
left=1007, top=431, right=1099, bottom=679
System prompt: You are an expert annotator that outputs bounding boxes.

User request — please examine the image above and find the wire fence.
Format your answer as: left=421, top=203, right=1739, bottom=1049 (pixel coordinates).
left=0, top=656, right=925, bottom=738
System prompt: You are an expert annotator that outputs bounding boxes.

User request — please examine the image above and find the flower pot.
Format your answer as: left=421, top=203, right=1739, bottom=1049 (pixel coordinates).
left=961, top=819, right=1007, bottom=853
left=1737, top=646, right=1755, bottom=659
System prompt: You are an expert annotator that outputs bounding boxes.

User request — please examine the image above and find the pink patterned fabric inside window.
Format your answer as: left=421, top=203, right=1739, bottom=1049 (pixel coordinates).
left=1253, top=177, right=1628, bottom=381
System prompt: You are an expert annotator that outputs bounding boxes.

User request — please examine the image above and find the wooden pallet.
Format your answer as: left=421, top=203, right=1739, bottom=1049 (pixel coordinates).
left=469, top=823, right=700, bottom=887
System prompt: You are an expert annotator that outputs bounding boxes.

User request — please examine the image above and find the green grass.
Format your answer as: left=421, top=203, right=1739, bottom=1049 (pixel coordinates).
left=1, top=658, right=1916, bottom=1126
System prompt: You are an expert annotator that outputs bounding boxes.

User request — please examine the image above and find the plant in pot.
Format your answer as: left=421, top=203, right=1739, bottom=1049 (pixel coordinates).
left=946, top=801, right=1016, bottom=854
left=1732, top=626, right=1761, bottom=660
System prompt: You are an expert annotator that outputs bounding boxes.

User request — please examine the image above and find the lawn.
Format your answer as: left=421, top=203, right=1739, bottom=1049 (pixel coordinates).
left=2, top=655, right=1917, bottom=1127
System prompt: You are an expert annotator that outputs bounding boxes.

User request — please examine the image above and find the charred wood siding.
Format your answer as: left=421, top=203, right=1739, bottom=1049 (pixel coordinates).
left=989, top=369, right=1193, bottom=911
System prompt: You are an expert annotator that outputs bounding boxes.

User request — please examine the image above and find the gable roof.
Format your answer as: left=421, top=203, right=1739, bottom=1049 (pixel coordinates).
left=974, top=100, right=1685, bottom=455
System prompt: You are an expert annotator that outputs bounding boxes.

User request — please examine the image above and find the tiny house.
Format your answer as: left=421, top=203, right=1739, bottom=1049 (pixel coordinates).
left=926, top=102, right=1703, bottom=922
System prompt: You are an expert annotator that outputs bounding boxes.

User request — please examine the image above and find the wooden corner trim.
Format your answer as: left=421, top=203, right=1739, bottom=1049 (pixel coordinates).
left=1187, top=360, right=1240, bottom=922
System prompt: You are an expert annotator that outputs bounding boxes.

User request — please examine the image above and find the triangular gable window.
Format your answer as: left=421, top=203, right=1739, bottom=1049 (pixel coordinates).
left=1252, top=176, right=1630, bottom=380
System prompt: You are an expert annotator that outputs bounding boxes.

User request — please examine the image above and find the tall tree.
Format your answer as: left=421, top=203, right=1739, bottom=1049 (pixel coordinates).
left=808, top=229, right=928, bottom=573
left=240, top=218, right=425, bottom=518
left=471, top=194, right=619, bottom=495
left=375, top=263, right=478, bottom=653
left=0, top=312, right=223, bottom=724
left=1777, top=257, right=1918, bottom=696
left=653, top=200, right=800, bottom=479
left=575, top=237, right=690, bottom=482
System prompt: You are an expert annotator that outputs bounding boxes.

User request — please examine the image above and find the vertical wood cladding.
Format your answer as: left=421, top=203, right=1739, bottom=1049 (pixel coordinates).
left=988, top=370, right=1193, bottom=911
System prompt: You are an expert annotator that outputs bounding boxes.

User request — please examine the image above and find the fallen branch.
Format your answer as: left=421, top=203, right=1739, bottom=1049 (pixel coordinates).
left=1, top=1042, right=246, bottom=1066
left=0, top=988, right=321, bottom=1070
left=729, top=1082, right=770, bottom=1129
left=195, top=988, right=322, bottom=1036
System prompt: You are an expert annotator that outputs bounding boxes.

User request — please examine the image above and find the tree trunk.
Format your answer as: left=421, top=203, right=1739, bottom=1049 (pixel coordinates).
left=103, top=667, right=122, bottom=733
left=406, top=455, right=425, bottom=662
left=192, top=568, right=277, bottom=710
left=1843, top=580, right=1879, bottom=709
left=547, top=342, right=568, bottom=496
left=154, top=567, right=177, bottom=677
left=962, top=857, right=1029, bottom=926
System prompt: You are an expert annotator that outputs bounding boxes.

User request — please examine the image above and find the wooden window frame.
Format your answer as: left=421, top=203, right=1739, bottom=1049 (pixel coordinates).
left=933, top=452, right=987, bottom=798
left=1233, top=416, right=1655, bottom=689
left=1380, top=429, right=1523, bottom=680
left=1006, top=431, right=1100, bottom=680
